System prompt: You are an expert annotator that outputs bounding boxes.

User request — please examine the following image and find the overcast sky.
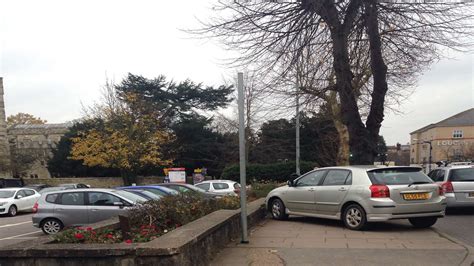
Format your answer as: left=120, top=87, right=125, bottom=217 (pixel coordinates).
left=1, top=0, right=473, bottom=145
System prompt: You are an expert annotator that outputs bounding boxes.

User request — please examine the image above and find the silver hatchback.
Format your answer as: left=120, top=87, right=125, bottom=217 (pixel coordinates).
left=32, top=188, right=146, bottom=234
left=428, top=165, right=474, bottom=208
left=265, top=166, right=447, bottom=230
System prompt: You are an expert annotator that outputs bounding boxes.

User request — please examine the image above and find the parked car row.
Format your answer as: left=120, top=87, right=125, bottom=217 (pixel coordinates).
left=0, top=181, right=236, bottom=235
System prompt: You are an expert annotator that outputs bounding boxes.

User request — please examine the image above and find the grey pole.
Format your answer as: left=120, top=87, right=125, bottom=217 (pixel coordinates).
left=237, top=72, right=248, bottom=243
left=295, top=77, right=301, bottom=176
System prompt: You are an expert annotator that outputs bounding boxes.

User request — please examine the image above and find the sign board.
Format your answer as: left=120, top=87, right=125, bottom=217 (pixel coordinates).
left=168, top=168, right=186, bottom=183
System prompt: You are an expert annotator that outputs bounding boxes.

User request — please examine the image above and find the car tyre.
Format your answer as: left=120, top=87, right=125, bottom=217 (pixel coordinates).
left=270, top=198, right=288, bottom=220
left=41, top=218, right=63, bottom=235
left=408, top=217, right=438, bottom=228
left=342, top=204, right=367, bottom=231
left=8, top=205, right=17, bottom=217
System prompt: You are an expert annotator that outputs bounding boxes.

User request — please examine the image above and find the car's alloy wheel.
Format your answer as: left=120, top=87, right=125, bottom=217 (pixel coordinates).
left=41, top=219, right=63, bottom=235
left=342, top=204, right=367, bottom=230
left=271, top=198, right=288, bottom=220
left=8, top=205, right=17, bottom=217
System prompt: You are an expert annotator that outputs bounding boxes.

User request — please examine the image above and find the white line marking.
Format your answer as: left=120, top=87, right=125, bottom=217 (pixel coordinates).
left=0, top=231, right=42, bottom=240
left=0, top=237, right=38, bottom=241
left=0, top=221, right=31, bottom=228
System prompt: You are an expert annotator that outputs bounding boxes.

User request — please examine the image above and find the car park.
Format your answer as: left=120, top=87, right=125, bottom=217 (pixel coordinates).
left=265, top=166, right=447, bottom=230
left=116, top=185, right=178, bottom=197
left=0, top=188, right=41, bottom=216
left=156, top=183, right=221, bottom=198
left=58, top=183, right=90, bottom=189
left=32, top=188, right=147, bottom=234
left=38, top=187, right=68, bottom=194
left=428, top=164, right=474, bottom=208
left=118, top=188, right=162, bottom=200
left=25, top=184, right=50, bottom=192
left=195, top=180, right=241, bottom=196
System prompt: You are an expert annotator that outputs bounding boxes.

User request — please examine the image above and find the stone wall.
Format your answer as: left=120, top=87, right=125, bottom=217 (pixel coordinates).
left=23, top=176, right=169, bottom=188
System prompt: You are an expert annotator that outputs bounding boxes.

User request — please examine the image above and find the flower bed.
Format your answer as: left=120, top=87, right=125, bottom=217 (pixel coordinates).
left=53, top=193, right=241, bottom=244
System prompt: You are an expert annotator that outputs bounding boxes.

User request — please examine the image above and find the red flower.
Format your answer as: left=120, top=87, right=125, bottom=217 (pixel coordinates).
left=176, top=224, right=181, bottom=228
left=86, top=227, right=93, bottom=231
left=106, top=234, right=114, bottom=239
left=125, top=239, right=132, bottom=244
left=74, top=233, right=84, bottom=240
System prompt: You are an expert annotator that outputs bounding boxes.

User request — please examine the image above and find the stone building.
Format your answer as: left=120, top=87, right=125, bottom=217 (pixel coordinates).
left=8, top=123, right=70, bottom=178
left=0, top=78, right=11, bottom=178
left=410, top=108, right=474, bottom=165
left=0, top=77, right=70, bottom=179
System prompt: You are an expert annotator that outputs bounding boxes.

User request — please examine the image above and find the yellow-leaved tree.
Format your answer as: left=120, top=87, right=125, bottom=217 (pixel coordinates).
left=70, top=81, right=174, bottom=185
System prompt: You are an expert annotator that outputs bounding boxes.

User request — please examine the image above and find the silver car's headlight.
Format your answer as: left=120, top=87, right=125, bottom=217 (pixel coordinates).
left=0, top=202, right=6, bottom=206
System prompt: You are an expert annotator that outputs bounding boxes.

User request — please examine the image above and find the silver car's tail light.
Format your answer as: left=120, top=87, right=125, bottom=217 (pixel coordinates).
left=441, top=181, right=454, bottom=194
left=369, top=185, right=390, bottom=198
left=32, top=202, right=38, bottom=213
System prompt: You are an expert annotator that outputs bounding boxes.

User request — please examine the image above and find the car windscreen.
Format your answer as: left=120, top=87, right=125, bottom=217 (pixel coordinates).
left=449, top=168, right=474, bottom=182
left=367, top=168, right=433, bottom=185
left=189, top=185, right=207, bottom=193
left=0, top=190, right=15, bottom=198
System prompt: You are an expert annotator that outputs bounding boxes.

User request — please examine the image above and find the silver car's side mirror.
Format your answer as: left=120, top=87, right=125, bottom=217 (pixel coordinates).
left=287, top=180, right=294, bottom=187
left=114, top=202, right=125, bottom=208
left=16, top=195, right=23, bottom=199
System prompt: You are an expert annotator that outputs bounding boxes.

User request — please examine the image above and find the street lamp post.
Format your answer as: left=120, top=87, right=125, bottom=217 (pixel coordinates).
left=423, top=141, right=433, bottom=172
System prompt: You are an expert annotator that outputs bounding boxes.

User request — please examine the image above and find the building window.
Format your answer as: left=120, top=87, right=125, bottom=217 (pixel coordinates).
left=453, top=130, right=463, bottom=138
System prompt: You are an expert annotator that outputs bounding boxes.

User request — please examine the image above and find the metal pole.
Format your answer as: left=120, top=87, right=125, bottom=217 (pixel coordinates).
left=428, top=142, right=432, bottom=172
left=237, top=72, right=248, bottom=243
left=295, top=79, right=300, bottom=176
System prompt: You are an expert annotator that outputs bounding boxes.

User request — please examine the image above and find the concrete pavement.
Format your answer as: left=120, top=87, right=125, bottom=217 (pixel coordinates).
left=212, top=216, right=473, bottom=266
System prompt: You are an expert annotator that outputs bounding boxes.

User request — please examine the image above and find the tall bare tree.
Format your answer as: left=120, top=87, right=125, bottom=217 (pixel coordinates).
left=197, top=0, right=473, bottom=164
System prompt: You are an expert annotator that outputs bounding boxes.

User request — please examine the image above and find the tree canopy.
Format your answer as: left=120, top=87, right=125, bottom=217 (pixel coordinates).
left=7, top=113, right=47, bottom=127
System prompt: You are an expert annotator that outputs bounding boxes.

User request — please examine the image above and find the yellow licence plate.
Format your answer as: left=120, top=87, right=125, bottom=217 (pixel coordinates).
left=403, top=193, right=430, bottom=200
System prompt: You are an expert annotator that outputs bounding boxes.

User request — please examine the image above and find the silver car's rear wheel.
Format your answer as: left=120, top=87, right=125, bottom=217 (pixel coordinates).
left=342, top=204, right=367, bottom=230
left=270, top=198, right=288, bottom=220
left=41, top=219, right=63, bottom=235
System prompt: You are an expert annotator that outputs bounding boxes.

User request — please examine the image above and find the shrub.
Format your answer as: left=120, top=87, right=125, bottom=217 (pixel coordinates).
left=221, top=161, right=317, bottom=182
left=249, top=182, right=281, bottom=199
left=52, top=227, right=123, bottom=244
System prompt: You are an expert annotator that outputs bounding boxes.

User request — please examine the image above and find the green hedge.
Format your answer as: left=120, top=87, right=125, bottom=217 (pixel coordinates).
left=221, top=161, right=317, bottom=182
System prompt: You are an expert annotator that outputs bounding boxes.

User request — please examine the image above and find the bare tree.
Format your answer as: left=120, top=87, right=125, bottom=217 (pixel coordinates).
left=197, top=0, right=473, bottom=164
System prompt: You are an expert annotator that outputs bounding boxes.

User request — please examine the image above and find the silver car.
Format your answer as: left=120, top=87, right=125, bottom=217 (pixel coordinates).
left=32, top=188, right=146, bottom=234
left=265, top=166, right=447, bottom=230
left=428, top=164, right=474, bottom=208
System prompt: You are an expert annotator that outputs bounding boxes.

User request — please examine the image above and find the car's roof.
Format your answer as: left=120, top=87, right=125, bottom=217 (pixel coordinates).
left=117, top=185, right=175, bottom=191
left=197, top=180, right=237, bottom=183
left=45, top=188, right=117, bottom=192
left=440, top=165, right=474, bottom=169
left=0, top=187, right=22, bottom=191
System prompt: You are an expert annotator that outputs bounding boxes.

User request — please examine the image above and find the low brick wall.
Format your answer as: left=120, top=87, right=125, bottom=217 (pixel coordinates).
left=23, top=176, right=197, bottom=188
left=0, top=198, right=266, bottom=266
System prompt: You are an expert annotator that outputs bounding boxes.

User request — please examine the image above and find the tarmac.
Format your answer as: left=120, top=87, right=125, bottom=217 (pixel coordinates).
left=211, top=216, right=473, bottom=266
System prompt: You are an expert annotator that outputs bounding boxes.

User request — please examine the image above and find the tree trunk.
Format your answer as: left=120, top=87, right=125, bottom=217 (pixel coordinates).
left=329, top=26, right=374, bottom=165
left=327, top=91, right=350, bottom=165
left=364, top=0, right=389, bottom=160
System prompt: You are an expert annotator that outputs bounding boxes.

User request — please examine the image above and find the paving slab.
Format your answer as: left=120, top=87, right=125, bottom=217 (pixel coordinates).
left=212, top=216, right=470, bottom=266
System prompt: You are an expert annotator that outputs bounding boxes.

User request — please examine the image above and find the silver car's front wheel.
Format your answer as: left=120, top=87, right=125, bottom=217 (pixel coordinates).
left=41, top=219, right=63, bottom=235
left=270, top=198, right=288, bottom=220
left=342, top=204, right=367, bottom=230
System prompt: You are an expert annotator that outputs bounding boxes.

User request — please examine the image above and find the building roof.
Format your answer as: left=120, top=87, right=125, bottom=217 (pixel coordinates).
left=410, top=108, right=474, bottom=134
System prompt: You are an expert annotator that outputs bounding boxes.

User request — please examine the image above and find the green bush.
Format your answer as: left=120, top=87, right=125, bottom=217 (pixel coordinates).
left=221, top=161, right=317, bottom=182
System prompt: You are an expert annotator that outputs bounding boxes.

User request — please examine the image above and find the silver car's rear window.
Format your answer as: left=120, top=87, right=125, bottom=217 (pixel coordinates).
left=367, top=168, right=433, bottom=185
left=449, top=168, right=474, bottom=182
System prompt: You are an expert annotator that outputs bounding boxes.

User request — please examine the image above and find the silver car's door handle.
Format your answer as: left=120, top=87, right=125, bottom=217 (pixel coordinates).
left=308, top=188, right=315, bottom=192
left=338, top=187, right=347, bottom=192
left=56, top=208, right=63, bottom=211
left=91, top=209, right=99, bottom=212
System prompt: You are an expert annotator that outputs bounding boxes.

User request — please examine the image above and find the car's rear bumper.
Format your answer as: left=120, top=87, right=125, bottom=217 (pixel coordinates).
left=365, top=197, right=447, bottom=221
left=32, top=216, right=42, bottom=228
left=445, top=193, right=474, bottom=207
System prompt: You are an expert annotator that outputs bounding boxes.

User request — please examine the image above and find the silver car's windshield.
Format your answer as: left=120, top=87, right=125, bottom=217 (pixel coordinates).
left=368, top=169, right=433, bottom=185
left=449, top=168, right=474, bottom=182
left=0, top=190, right=15, bottom=198
left=113, top=190, right=147, bottom=203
